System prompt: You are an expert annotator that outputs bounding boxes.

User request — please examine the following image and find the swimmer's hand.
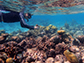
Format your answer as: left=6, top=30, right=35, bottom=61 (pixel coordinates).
left=34, top=24, right=39, bottom=29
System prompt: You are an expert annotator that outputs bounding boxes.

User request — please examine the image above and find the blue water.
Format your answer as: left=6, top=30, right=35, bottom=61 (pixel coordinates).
left=0, top=13, right=84, bottom=33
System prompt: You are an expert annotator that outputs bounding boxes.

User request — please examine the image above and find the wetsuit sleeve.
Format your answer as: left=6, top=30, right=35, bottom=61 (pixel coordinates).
left=19, top=12, right=34, bottom=29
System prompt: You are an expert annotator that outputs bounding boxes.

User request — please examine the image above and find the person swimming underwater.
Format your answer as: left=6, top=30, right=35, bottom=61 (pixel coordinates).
left=0, top=6, right=39, bottom=29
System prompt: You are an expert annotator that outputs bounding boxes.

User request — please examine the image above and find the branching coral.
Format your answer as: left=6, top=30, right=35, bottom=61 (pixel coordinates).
left=0, top=41, right=24, bottom=63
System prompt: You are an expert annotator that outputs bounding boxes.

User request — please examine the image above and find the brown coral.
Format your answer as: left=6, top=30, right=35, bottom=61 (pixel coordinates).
left=55, top=43, right=68, bottom=54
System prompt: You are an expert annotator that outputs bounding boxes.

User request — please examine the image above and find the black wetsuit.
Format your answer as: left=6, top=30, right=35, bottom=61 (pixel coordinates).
left=0, top=11, right=20, bottom=22
left=0, top=7, right=34, bottom=29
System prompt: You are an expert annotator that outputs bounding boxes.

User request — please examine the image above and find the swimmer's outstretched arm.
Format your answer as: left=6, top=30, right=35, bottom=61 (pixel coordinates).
left=19, top=7, right=34, bottom=29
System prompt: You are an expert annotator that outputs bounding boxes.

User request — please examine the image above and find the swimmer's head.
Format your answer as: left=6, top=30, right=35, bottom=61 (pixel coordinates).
left=24, top=13, right=32, bottom=19
left=24, top=13, right=33, bottom=21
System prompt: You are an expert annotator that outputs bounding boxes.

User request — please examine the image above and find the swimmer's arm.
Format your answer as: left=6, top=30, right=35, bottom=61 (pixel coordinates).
left=19, top=11, right=34, bottom=29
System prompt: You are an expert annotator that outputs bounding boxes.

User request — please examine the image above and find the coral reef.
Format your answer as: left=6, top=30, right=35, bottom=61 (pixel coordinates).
left=76, top=35, right=84, bottom=44
left=22, top=49, right=47, bottom=63
left=0, top=24, right=84, bottom=63
left=55, top=43, right=68, bottom=54
left=0, top=41, right=24, bottom=63
left=0, top=33, right=9, bottom=44
left=45, top=24, right=57, bottom=33
left=45, top=57, right=54, bottom=63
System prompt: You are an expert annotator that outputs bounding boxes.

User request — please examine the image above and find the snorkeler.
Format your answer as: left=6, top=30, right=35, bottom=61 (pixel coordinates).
left=0, top=6, right=39, bottom=29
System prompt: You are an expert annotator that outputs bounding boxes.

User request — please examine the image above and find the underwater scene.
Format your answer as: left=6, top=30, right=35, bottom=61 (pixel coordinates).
left=0, top=0, right=84, bottom=63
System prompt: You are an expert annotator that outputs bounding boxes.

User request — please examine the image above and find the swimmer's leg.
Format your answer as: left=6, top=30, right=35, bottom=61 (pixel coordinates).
left=0, top=6, right=4, bottom=10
